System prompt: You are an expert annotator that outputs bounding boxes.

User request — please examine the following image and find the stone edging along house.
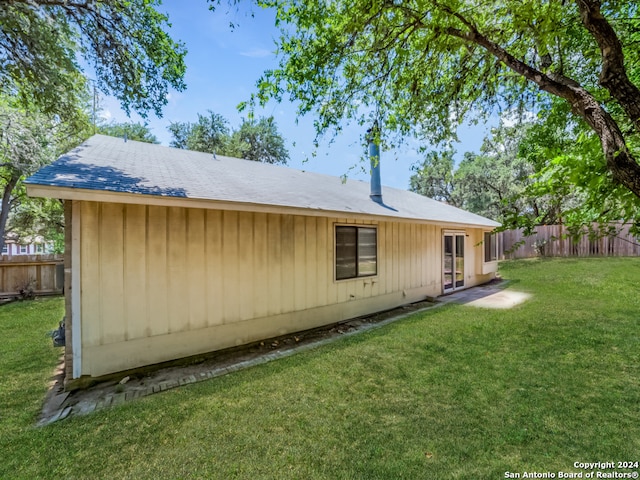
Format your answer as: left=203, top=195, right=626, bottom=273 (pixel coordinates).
left=26, top=134, right=500, bottom=388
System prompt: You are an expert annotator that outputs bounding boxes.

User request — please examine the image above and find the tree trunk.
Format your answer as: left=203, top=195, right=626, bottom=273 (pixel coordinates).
left=0, top=174, right=19, bottom=254
left=576, top=0, right=640, bottom=133
left=568, top=88, right=640, bottom=197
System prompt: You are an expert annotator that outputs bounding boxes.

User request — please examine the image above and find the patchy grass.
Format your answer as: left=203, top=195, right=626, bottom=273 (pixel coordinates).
left=0, top=298, right=63, bottom=432
left=2, top=258, right=640, bottom=479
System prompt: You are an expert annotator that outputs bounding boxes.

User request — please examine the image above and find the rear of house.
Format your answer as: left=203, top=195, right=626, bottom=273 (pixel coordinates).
left=26, top=135, right=499, bottom=387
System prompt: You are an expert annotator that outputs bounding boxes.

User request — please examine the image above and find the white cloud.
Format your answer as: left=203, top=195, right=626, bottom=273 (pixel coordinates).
left=100, top=109, right=112, bottom=121
left=165, top=91, right=182, bottom=107
left=501, top=109, right=537, bottom=127
left=239, top=48, right=273, bottom=58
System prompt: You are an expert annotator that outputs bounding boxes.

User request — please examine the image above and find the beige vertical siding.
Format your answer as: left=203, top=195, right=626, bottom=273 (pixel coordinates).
left=146, top=206, right=168, bottom=336
left=77, top=201, right=493, bottom=377
left=468, top=228, right=495, bottom=287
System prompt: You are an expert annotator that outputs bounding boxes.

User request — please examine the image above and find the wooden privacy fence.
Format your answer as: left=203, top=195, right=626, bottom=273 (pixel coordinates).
left=499, top=224, right=640, bottom=259
left=0, top=254, right=64, bottom=298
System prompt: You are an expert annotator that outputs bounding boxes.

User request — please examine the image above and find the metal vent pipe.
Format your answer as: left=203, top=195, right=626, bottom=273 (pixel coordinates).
left=368, top=122, right=382, bottom=203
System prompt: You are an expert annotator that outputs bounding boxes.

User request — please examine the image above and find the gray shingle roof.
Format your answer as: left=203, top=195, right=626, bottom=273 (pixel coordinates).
left=26, top=134, right=500, bottom=228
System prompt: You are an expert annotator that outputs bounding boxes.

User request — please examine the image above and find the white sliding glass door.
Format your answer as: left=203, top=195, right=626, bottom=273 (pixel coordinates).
left=443, top=232, right=465, bottom=293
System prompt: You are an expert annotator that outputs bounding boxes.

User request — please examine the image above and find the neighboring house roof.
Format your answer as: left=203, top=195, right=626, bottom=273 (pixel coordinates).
left=3, top=233, right=48, bottom=244
left=26, top=134, right=500, bottom=228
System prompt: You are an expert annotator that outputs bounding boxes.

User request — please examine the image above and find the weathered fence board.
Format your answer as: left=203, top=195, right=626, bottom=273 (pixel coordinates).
left=499, top=224, right=640, bottom=259
left=0, top=254, right=64, bottom=298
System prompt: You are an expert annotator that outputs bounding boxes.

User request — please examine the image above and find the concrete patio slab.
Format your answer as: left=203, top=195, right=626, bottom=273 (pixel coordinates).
left=440, top=281, right=532, bottom=309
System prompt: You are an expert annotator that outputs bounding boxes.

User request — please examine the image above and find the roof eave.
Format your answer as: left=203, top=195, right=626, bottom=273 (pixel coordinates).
left=26, top=183, right=501, bottom=229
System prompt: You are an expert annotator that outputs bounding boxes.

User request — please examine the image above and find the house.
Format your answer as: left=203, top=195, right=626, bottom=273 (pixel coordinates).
left=26, top=134, right=500, bottom=388
left=2, top=233, right=53, bottom=256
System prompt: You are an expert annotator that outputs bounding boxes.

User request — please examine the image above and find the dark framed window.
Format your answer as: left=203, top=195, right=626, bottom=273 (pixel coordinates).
left=484, top=232, right=497, bottom=262
left=335, top=226, right=377, bottom=280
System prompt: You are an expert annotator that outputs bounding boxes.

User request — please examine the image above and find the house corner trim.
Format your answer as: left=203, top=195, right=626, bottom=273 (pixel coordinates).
left=71, top=201, right=82, bottom=378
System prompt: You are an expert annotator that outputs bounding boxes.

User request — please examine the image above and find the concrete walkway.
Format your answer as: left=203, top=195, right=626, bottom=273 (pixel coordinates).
left=440, top=281, right=532, bottom=309
left=38, top=280, right=531, bottom=426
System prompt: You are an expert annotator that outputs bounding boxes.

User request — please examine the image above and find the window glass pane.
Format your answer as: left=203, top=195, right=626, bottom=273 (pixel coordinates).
left=455, top=235, right=464, bottom=287
left=484, top=232, right=497, bottom=262
left=484, top=232, right=491, bottom=262
left=444, top=236, right=453, bottom=290
left=358, top=228, right=377, bottom=276
left=456, top=234, right=464, bottom=258
left=336, top=227, right=357, bottom=279
left=491, top=234, right=497, bottom=260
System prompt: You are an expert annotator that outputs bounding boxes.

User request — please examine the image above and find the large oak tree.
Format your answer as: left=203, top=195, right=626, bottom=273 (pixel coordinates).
left=0, top=96, right=90, bottom=252
left=229, top=0, right=640, bottom=203
left=0, top=0, right=187, bottom=251
left=0, top=0, right=187, bottom=120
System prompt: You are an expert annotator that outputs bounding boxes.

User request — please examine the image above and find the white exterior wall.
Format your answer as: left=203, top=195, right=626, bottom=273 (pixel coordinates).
left=2, top=242, right=51, bottom=256
left=73, top=200, right=494, bottom=378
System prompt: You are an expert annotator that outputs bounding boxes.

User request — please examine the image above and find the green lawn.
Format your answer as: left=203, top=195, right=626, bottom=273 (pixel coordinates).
left=2, top=258, right=639, bottom=479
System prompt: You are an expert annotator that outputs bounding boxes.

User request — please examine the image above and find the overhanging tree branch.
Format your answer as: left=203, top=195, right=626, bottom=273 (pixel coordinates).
left=436, top=3, right=640, bottom=198
left=0, top=0, right=186, bottom=118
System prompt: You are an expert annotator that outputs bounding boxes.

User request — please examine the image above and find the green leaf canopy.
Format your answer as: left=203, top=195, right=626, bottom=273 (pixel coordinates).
left=0, top=0, right=187, bottom=119
left=239, top=0, right=640, bottom=199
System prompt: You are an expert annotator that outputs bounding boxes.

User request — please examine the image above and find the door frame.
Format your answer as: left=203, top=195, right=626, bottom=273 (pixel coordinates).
left=442, top=230, right=466, bottom=294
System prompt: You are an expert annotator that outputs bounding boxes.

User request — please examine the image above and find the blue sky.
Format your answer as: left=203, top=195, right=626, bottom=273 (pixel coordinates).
left=99, top=1, right=496, bottom=190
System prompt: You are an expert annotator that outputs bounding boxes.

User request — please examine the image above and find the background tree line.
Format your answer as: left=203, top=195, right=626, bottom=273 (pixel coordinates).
left=409, top=115, right=586, bottom=234
left=4, top=0, right=640, bottom=252
left=99, top=112, right=289, bottom=166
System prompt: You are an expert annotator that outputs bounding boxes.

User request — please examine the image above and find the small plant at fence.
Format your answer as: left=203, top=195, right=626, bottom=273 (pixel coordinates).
left=14, top=278, right=37, bottom=300
left=532, top=238, right=548, bottom=257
